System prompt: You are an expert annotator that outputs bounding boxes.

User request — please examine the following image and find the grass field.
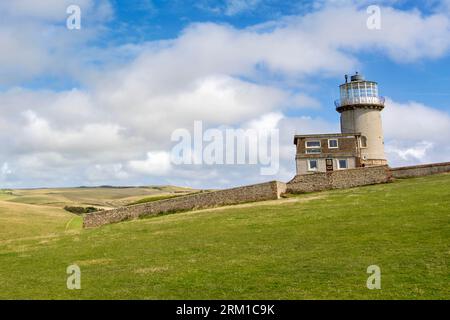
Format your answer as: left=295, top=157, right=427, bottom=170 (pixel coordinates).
left=0, top=174, right=449, bottom=299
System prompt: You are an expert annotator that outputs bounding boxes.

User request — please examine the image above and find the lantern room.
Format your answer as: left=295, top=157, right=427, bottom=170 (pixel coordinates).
left=335, top=72, right=385, bottom=110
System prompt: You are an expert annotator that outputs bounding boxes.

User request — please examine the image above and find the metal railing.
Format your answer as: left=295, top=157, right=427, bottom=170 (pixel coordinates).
left=334, top=96, right=385, bottom=108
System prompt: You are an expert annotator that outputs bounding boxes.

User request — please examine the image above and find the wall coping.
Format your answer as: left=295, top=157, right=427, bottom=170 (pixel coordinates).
left=100, top=180, right=285, bottom=211
left=390, top=162, right=450, bottom=171
left=83, top=180, right=287, bottom=228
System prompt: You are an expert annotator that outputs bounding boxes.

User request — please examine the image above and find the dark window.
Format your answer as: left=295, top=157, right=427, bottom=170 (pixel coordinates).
left=306, top=140, right=321, bottom=148
left=328, top=139, right=338, bottom=148
left=361, top=136, right=368, bottom=148
left=308, top=160, right=318, bottom=171
left=338, top=159, right=348, bottom=169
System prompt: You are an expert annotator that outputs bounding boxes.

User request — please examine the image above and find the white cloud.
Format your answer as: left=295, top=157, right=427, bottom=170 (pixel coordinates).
left=383, top=98, right=450, bottom=143
left=385, top=141, right=434, bottom=163
left=1, top=163, right=13, bottom=178
left=86, top=163, right=130, bottom=182
left=245, top=112, right=283, bottom=131
left=288, top=93, right=321, bottom=109
left=0, top=0, right=112, bottom=84
left=383, top=98, right=450, bottom=166
left=20, top=110, right=129, bottom=155
left=128, top=151, right=172, bottom=176
left=1, top=2, right=450, bottom=187
left=0, top=0, right=108, bottom=21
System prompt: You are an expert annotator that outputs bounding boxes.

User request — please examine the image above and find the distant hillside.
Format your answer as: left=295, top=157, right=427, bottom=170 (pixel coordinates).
left=1, top=185, right=198, bottom=209
left=0, top=174, right=449, bottom=299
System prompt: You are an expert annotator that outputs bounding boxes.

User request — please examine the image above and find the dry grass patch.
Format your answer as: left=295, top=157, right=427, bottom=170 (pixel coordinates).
left=75, top=258, right=114, bottom=266
left=134, top=267, right=169, bottom=274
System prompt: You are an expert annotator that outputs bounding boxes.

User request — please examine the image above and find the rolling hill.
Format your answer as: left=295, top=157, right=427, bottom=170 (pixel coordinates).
left=0, top=185, right=197, bottom=210
left=0, top=174, right=449, bottom=299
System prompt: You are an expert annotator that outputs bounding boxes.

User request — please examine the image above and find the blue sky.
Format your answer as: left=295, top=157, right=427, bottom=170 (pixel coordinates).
left=1, top=0, right=450, bottom=188
left=17, top=0, right=450, bottom=117
left=116, top=0, right=449, bottom=117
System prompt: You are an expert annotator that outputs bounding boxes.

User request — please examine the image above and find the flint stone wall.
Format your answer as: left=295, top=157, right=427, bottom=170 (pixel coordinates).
left=83, top=181, right=287, bottom=228
left=83, top=162, right=450, bottom=228
left=390, top=162, right=450, bottom=178
left=286, top=165, right=391, bottom=193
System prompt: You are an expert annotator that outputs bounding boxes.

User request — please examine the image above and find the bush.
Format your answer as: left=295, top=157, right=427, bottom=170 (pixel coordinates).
left=64, top=206, right=102, bottom=215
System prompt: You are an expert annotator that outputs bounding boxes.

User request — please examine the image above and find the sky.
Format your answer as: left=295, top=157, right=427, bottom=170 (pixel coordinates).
left=1, top=0, right=450, bottom=189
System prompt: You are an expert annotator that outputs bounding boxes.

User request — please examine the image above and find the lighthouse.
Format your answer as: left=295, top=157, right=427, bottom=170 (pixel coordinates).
left=293, top=73, right=388, bottom=175
left=335, top=72, right=387, bottom=166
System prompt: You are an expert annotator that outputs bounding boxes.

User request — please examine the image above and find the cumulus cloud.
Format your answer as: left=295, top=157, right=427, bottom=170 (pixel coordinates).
left=0, top=0, right=112, bottom=84
left=1, top=163, right=13, bottom=180
left=245, top=112, right=283, bottom=131
left=383, top=98, right=450, bottom=166
left=385, top=141, right=435, bottom=163
left=85, top=163, right=130, bottom=182
left=21, top=111, right=127, bottom=154
left=128, top=152, right=172, bottom=176
left=383, top=98, right=450, bottom=142
left=1, top=2, right=450, bottom=187
left=0, top=0, right=111, bottom=21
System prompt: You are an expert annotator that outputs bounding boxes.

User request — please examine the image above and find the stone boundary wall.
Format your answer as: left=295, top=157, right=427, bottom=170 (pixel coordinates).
left=286, top=165, right=391, bottom=193
left=390, top=162, right=450, bottom=178
left=83, top=162, right=449, bottom=228
left=83, top=181, right=287, bottom=228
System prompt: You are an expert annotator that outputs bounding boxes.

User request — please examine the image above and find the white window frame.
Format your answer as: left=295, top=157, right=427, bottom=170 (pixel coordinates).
left=337, top=159, right=348, bottom=170
left=328, top=139, right=339, bottom=149
left=307, top=159, right=319, bottom=171
left=305, top=140, right=321, bottom=148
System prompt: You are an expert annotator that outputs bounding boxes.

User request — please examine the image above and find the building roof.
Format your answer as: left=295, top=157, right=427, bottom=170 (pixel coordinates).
left=293, top=133, right=361, bottom=144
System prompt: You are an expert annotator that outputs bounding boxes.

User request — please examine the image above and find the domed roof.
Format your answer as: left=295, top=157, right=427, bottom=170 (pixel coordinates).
left=350, top=72, right=364, bottom=82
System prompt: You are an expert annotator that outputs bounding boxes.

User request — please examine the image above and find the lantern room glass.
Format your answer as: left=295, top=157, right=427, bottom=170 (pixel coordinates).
left=336, top=81, right=383, bottom=107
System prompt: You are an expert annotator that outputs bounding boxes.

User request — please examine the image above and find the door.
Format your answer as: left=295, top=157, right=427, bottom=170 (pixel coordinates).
left=326, top=158, right=334, bottom=172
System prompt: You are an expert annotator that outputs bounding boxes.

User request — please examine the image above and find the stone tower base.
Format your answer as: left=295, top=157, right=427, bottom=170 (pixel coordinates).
left=361, top=159, right=388, bottom=167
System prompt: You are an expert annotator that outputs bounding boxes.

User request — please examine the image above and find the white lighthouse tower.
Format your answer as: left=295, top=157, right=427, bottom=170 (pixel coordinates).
left=335, top=73, right=387, bottom=166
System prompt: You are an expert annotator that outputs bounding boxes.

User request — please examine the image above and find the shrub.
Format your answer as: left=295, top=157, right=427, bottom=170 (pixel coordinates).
left=64, top=206, right=103, bottom=215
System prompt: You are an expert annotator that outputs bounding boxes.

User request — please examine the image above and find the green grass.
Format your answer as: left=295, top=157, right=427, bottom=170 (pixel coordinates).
left=0, top=201, right=77, bottom=241
left=0, top=174, right=449, bottom=299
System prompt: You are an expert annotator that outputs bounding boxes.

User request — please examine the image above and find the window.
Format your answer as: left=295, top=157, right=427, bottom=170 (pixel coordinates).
left=305, top=140, right=321, bottom=148
left=337, top=159, right=348, bottom=170
left=305, top=140, right=321, bottom=154
left=306, top=148, right=321, bottom=154
left=360, top=136, right=368, bottom=148
left=328, top=139, right=339, bottom=149
left=308, top=159, right=318, bottom=171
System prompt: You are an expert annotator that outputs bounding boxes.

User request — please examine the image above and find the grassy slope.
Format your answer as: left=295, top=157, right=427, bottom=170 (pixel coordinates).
left=0, top=197, right=81, bottom=241
left=2, top=186, right=196, bottom=209
left=0, top=174, right=449, bottom=299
